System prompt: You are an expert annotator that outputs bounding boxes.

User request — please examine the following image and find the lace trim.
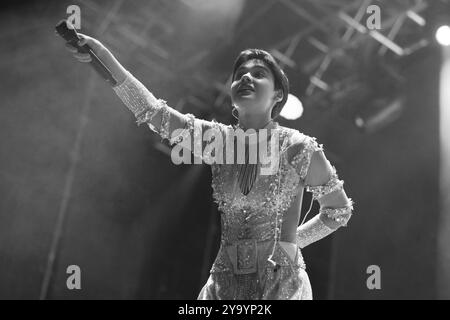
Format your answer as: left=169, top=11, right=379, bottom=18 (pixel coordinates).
left=169, top=113, right=195, bottom=145
left=113, top=72, right=174, bottom=139
left=320, top=198, right=354, bottom=226
left=113, top=71, right=157, bottom=116
left=159, top=105, right=171, bottom=140
left=306, top=166, right=344, bottom=200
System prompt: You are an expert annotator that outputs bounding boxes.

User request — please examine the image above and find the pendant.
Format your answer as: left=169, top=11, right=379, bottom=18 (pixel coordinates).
left=238, top=163, right=258, bottom=195
left=237, top=148, right=259, bottom=195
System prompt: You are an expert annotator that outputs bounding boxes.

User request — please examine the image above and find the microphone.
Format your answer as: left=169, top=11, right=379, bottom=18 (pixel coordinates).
left=55, top=19, right=117, bottom=86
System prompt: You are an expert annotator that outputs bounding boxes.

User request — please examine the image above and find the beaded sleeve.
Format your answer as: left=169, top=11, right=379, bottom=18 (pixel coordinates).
left=113, top=71, right=170, bottom=139
left=296, top=214, right=334, bottom=249
left=112, top=71, right=223, bottom=152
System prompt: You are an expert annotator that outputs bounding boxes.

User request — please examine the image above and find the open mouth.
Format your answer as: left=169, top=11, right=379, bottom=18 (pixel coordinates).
left=238, top=85, right=254, bottom=94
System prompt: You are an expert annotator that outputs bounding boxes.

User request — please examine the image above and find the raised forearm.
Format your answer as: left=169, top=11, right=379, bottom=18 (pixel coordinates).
left=96, top=46, right=128, bottom=87
left=65, top=33, right=225, bottom=159
left=66, top=34, right=192, bottom=144
left=69, top=34, right=128, bottom=86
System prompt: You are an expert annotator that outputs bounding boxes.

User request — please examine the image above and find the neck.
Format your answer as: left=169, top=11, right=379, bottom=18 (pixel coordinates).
left=237, top=111, right=273, bottom=130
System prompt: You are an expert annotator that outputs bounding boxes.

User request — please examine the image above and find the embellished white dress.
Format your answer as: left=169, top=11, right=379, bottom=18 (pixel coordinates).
left=112, top=71, right=355, bottom=300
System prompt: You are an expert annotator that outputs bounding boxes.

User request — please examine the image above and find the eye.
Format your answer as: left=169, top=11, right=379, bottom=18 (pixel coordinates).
left=254, top=70, right=265, bottom=78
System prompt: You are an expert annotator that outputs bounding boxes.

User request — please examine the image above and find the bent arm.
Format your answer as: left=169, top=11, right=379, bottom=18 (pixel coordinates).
left=289, top=137, right=354, bottom=249
left=305, top=150, right=354, bottom=228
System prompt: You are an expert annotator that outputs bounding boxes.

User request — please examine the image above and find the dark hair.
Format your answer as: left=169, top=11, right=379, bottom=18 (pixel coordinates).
left=232, top=49, right=289, bottom=119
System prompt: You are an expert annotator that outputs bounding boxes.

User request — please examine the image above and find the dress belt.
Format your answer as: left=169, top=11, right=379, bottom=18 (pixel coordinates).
left=224, top=239, right=298, bottom=275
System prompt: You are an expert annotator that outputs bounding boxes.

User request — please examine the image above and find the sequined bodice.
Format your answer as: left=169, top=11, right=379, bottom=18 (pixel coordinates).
left=211, top=126, right=303, bottom=245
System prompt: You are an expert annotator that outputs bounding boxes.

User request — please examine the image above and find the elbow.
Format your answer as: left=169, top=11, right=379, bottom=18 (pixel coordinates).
left=318, top=194, right=355, bottom=229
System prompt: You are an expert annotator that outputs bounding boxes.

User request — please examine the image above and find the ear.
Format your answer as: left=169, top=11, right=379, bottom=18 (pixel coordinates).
left=274, top=90, right=283, bottom=102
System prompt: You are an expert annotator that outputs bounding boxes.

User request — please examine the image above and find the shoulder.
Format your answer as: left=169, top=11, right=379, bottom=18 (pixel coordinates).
left=278, top=126, right=322, bottom=158
left=278, top=126, right=328, bottom=181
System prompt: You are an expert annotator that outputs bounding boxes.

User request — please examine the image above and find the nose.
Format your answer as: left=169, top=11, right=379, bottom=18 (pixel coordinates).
left=241, top=73, right=251, bottom=83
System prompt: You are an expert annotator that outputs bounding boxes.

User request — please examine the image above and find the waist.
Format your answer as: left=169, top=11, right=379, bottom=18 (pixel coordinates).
left=224, top=238, right=296, bottom=250
left=278, top=241, right=297, bottom=262
left=221, top=222, right=297, bottom=242
left=219, top=239, right=300, bottom=274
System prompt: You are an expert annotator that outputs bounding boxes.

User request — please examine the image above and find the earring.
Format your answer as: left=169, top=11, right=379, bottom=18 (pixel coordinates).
left=232, top=106, right=239, bottom=120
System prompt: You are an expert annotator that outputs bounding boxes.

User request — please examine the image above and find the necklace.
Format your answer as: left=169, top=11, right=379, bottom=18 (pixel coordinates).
left=235, top=118, right=274, bottom=131
left=235, top=119, right=277, bottom=195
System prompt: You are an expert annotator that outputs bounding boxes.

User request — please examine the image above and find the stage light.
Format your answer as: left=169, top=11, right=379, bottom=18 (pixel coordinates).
left=180, top=0, right=245, bottom=17
left=436, top=25, right=450, bottom=46
left=280, top=94, right=304, bottom=120
left=354, top=117, right=365, bottom=128
left=178, top=0, right=246, bottom=43
left=354, top=96, right=404, bottom=133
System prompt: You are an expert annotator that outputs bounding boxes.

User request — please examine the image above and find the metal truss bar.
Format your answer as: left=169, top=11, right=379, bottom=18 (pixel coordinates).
left=305, top=0, right=369, bottom=94
left=278, top=0, right=329, bottom=33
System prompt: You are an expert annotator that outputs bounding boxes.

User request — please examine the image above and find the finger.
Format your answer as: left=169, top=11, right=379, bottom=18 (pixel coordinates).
left=77, top=38, right=88, bottom=47
left=77, top=34, right=102, bottom=52
left=73, top=52, right=91, bottom=60
left=77, top=56, right=92, bottom=63
left=77, top=32, right=89, bottom=39
left=77, top=33, right=92, bottom=47
left=65, top=43, right=78, bottom=53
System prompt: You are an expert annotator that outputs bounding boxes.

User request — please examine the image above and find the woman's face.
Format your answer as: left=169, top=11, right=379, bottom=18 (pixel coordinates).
left=231, top=59, right=280, bottom=115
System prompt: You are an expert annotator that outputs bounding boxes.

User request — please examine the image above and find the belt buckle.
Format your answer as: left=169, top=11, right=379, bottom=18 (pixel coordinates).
left=227, top=239, right=258, bottom=275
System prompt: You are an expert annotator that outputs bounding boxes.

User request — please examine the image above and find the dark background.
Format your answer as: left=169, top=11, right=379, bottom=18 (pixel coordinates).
left=0, top=0, right=443, bottom=299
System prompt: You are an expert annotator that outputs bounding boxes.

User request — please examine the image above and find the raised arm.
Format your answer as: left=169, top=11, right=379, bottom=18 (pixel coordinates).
left=287, top=135, right=354, bottom=249
left=112, top=71, right=196, bottom=145
left=66, top=34, right=224, bottom=155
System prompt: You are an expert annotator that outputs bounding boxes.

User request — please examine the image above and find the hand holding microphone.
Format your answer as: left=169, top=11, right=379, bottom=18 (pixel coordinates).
left=55, top=19, right=121, bottom=86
